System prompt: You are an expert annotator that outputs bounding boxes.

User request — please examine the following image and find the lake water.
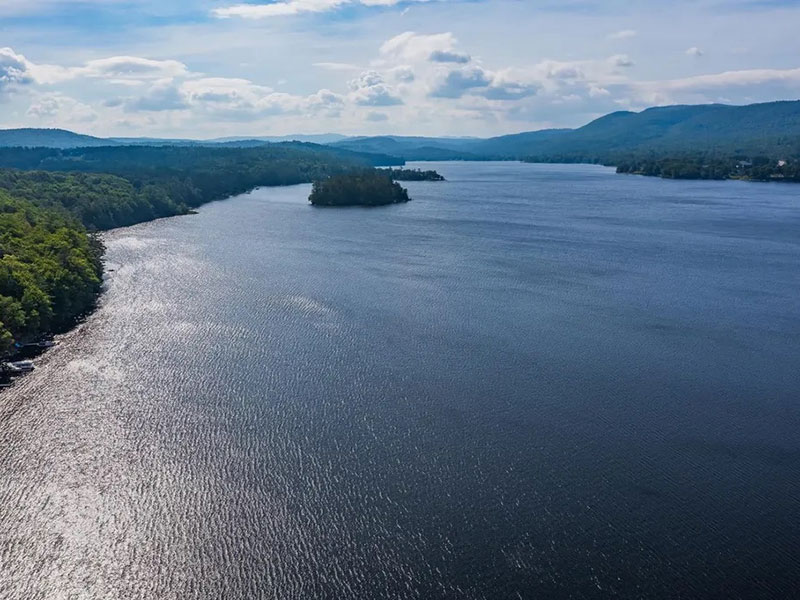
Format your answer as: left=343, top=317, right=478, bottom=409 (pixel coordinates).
left=1, top=162, right=798, bottom=599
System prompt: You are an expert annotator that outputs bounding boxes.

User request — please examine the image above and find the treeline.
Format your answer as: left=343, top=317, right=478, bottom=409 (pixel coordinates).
left=521, top=150, right=800, bottom=183
left=309, top=171, right=410, bottom=206
left=0, top=170, right=187, bottom=230
left=0, top=192, right=103, bottom=352
left=387, top=168, right=445, bottom=181
left=615, top=155, right=800, bottom=182
left=0, top=144, right=404, bottom=230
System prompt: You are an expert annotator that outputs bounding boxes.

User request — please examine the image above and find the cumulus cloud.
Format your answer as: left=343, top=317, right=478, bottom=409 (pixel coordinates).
left=686, top=47, right=704, bottom=57
left=125, top=79, right=188, bottom=112
left=179, top=77, right=299, bottom=119
left=306, top=88, right=345, bottom=116
left=108, top=75, right=346, bottom=121
left=483, top=75, right=540, bottom=101
left=26, top=93, right=97, bottom=123
left=0, top=47, right=34, bottom=91
left=349, top=71, right=403, bottom=106
left=430, top=66, right=493, bottom=98
left=4, top=26, right=800, bottom=138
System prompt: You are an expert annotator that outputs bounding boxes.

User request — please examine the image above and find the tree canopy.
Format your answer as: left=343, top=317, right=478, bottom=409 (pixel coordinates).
left=309, top=172, right=411, bottom=206
left=0, top=144, right=404, bottom=230
left=0, top=192, right=102, bottom=353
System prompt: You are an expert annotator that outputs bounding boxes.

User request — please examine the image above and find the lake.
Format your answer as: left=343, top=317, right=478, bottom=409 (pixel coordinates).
left=1, top=162, right=798, bottom=599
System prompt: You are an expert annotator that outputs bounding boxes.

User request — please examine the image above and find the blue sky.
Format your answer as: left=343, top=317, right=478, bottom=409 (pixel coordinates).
left=2, top=0, right=800, bottom=137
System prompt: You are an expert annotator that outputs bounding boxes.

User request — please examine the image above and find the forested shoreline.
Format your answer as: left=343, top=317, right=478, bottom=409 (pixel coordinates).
left=0, top=144, right=406, bottom=354
left=0, top=144, right=403, bottom=230
left=614, top=155, right=800, bottom=182
left=0, top=192, right=103, bottom=353
left=521, top=153, right=800, bottom=183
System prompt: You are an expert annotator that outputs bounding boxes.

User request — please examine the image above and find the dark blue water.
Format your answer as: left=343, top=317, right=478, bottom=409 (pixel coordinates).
left=1, top=162, right=798, bottom=599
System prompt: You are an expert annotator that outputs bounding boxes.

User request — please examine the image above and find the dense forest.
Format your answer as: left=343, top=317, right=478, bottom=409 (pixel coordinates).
left=0, top=144, right=403, bottom=230
left=614, top=155, right=800, bottom=182
left=0, top=170, right=188, bottom=230
left=0, top=192, right=103, bottom=353
left=0, top=144, right=399, bottom=174
left=309, top=172, right=411, bottom=206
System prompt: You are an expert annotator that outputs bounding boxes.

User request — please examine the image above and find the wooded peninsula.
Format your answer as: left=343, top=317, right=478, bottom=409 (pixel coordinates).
left=0, top=144, right=403, bottom=354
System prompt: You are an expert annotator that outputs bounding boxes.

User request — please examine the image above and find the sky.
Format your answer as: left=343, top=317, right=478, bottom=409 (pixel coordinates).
left=2, top=0, right=800, bottom=138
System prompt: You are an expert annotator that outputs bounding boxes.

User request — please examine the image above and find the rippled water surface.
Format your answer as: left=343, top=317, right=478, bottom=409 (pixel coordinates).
left=1, top=162, right=799, bottom=599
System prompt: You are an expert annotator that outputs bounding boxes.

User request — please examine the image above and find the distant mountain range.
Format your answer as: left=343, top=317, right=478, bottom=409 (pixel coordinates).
left=0, top=130, right=351, bottom=149
left=108, top=133, right=351, bottom=146
left=0, top=128, right=121, bottom=149
left=2, top=100, right=799, bottom=160
left=329, top=101, right=800, bottom=160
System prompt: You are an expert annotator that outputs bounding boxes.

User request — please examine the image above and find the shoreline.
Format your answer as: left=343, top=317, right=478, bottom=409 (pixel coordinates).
left=0, top=185, right=258, bottom=390
left=2, top=158, right=789, bottom=389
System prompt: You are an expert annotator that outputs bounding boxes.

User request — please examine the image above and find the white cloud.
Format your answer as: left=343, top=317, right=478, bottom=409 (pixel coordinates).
left=430, top=66, right=492, bottom=98
left=214, top=0, right=347, bottom=18
left=0, top=47, right=34, bottom=91
left=26, top=55, right=189, bottom=85
left=26, top=93, right=97, bottom=124
left=213, top=0, right=432, bottom=19
left=125, top=79, right=188, bottom=112
left=79, top=56, right=188, bottom=80
left=483, top=70, right=540, bottom=101
left=348, top=71, right=403, bottom=106
left=3, top=14, right=800, bottom=139
left=379, top=32, right=461, bottom=63
left=686, top=47, right=704, bottom=57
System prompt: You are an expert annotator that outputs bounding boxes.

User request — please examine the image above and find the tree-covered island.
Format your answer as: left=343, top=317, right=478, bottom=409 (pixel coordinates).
left=309, top=171, right=411, bottom=206
left=386, top=168, right=445, bottom=181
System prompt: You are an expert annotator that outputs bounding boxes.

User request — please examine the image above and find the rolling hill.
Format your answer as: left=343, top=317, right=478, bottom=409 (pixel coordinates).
left=2, top=100, right=799, bottom=161
left=0, top=128, right=119, bottom=149
left=328, top=100, right=800, bottom=161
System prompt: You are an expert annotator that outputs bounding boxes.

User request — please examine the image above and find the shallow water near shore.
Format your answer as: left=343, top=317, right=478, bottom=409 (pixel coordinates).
left=1, top=162, right=798, bottom=599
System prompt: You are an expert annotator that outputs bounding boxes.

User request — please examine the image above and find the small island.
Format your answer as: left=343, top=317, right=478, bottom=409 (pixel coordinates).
left=387, top=168, right=445, bottom=181
left=309, top=171, right=411, bottom=206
